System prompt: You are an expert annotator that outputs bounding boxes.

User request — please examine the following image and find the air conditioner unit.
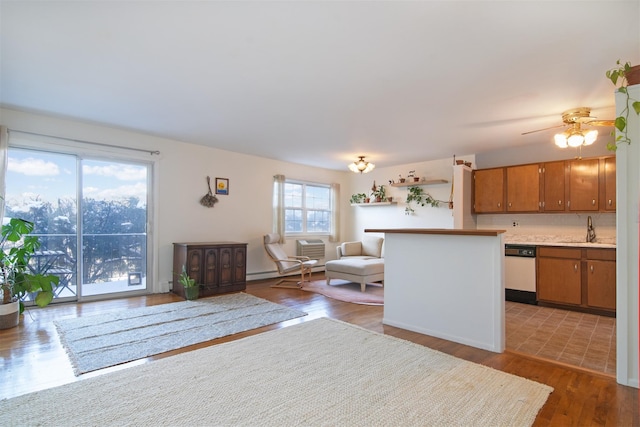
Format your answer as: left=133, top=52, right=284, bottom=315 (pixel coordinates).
left=296, top=239, right=325, bottom=260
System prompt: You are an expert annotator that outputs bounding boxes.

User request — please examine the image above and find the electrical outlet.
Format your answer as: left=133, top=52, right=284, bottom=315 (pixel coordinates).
left=512, top=221, right=519, bottom=227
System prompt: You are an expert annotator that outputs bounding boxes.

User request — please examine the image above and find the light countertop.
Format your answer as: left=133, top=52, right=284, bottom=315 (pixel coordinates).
left=504, top=234, right=616, bottom=249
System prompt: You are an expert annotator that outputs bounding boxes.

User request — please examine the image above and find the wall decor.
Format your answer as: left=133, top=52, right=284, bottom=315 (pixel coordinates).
left=200, top=176, right=219, bottom=207
left=215, top=177, right=229, bottom=195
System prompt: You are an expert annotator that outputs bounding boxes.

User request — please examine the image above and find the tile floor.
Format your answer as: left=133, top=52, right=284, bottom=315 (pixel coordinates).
left=505, top=301, right=616, bottom=376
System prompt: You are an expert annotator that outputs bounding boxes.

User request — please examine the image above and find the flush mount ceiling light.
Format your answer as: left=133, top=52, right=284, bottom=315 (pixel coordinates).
left=348, top=156, right=375, bottom=174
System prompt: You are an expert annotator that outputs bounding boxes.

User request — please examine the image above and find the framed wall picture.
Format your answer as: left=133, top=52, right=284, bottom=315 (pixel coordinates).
left=215, top=177, right=229, bottom=195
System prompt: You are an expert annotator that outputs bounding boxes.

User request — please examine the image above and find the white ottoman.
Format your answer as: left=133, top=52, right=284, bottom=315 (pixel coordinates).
left=325, top=259, right=384, bottom=292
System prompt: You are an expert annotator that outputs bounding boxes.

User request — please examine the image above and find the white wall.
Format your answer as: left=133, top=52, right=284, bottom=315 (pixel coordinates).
left=345, top=155, right=476, bottom=240
left=0, top=108, right=351, bottom=290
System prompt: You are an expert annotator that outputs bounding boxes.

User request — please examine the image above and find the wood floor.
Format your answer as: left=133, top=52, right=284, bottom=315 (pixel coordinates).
left=1, top=275, right=638, bottom=426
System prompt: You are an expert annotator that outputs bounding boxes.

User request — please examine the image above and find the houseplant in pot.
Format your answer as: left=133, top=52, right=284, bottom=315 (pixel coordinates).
left=605, top=60, right=640, bottom=150
left=1, top=218, right=60, bottom=329
left=178, top=265, right=199, bottom=300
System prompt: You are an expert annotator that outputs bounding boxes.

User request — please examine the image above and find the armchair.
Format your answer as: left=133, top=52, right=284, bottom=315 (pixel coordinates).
left=264, top=233, right=318, bottom=288
left=336, top=235, right=384, bottom=260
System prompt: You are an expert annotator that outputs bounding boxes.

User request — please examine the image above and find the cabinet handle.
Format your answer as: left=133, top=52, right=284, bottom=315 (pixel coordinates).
left=574, top=263, right=578, bottom=272
left=592, top=199, right=596, bottom=206
left=567, top=200, right=571, bottom=207
left=608, top=199, right=612, bottom=206
left=558, top=200, right=562, bottom=205
left=497, top=202, right=501, bottom=207
left=508, top=202, right=512, bottom=207
left=590, top=264, right=594, bottom=273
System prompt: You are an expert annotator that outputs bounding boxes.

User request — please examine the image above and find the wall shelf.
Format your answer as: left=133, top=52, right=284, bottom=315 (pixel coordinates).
left=390, top=179, right=449, bottom=187
left=351, top=202, right=398, bottom=207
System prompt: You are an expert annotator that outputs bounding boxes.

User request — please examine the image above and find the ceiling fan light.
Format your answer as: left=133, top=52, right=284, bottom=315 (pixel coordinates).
left=584, top=130, right=598, bottom=145
left=554, top=134, right=568, bottom=148
left=362, top=162, right=375, bottom=173
left=567, top=133, right=584, bottom=147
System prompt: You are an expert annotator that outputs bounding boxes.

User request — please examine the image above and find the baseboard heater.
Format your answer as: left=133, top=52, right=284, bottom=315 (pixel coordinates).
left=296, top=239, right=325, bottom=260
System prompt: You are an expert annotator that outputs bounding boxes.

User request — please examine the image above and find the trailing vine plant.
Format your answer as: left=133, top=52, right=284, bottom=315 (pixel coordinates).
left=605, top=60, right=640, bottom=150
left=404, top=186, right=444, bottom=215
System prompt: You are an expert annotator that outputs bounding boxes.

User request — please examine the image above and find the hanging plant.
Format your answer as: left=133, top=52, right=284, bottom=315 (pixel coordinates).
left=404, top=186, right=444, bottom=215
left=605, top=60, right=640, bottom=150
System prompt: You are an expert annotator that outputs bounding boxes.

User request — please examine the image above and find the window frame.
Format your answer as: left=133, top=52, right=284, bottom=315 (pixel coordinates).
left=283, top=179, right=332, bottom=237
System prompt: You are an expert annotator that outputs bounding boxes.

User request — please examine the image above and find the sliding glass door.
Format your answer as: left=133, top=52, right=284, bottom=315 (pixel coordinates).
left=4, top=147, right=151, bottom=302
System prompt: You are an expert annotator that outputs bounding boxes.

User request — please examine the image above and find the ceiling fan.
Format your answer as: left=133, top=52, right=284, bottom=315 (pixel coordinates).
left=522, top=107, right=615, bottom=148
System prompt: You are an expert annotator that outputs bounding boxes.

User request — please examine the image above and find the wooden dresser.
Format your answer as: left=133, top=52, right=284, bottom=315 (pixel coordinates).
left=172, top=242, right=248, bottom=298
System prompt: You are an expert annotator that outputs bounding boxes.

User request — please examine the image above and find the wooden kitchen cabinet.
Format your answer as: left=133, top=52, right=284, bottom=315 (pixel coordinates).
left=602, top=156, right=616, bottom=211
left=567, top=158, right=600, bottom=211
left=172, top=242, right=247, bottom=299
left=473, top=167, right=505, bottom=213
left=586, top=249, right=616, bottom=311
left=541, top=161, right=566, bottom=212
left=537, top=246, right=616, bottom=315
left=506, top=164, right=540, bottom=212
left=537, top=247, right=582, bottom=306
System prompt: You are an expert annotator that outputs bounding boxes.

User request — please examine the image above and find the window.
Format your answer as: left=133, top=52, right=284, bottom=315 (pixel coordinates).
left=284, top=181, right=331, bottom=234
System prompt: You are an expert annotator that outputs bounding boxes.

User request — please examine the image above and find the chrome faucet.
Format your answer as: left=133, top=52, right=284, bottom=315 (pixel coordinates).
left=587, top=215, right=596, bottom=243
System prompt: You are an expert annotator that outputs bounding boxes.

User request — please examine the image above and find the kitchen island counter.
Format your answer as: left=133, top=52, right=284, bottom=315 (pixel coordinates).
left=365, top=228, right=506, bottom=353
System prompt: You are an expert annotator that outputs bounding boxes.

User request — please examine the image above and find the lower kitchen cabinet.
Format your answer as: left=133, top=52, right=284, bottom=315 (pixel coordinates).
left=172, top=242, right=247, bottom=299
left=537, top=246, right=616, bottom=316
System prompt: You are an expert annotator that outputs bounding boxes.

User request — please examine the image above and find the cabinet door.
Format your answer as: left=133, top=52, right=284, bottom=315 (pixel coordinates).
left=506, top=164, right=540, bottom=212
left=186, top=248, right=203, bottom=284
left=233, top=247, right=247, bottom=284
left=474, top=168, right=505, bottom=213
left=537, top=257, right=582, bottom=305
left=602, top=156, right=616, bottom=211
left=586, top=260, right=616, bottom=310
left=218, top=247, right=233, bottom=286
left=567, top=158, right=599, bottom=211
left=542, top=161, right=566, bottom=212
left=203, top=248, right=218, bottom=286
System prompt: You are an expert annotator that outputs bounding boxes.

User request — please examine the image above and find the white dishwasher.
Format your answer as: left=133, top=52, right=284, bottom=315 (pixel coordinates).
left=504, top=244, right=537, bottom=304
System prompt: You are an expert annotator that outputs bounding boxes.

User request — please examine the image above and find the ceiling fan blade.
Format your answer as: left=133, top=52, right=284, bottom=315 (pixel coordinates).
left=521, top=123, right=566, bottom=135
left=583, top=119, right=615, bottom=127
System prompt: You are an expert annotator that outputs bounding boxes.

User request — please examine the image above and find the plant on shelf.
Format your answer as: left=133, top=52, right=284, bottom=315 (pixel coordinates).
left=605, top=60, right=640, bottom=150
left=349, top=193, right=367, bottom=204
left=0, top=217, right=60, bottom=329
left=178, top=265, right=199, bottom=300
left=371, top=184, right=387, bottom=202
left=404, top=186, right=441, bottom=215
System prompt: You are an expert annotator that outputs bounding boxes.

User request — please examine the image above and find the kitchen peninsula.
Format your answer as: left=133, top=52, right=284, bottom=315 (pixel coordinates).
left=365, top=228, right=506, bottom=352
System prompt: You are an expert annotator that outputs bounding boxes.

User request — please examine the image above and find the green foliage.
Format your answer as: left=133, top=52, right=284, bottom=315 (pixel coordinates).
left=404, top=186, right=440, bottom=215
left=371, top=185, right=386, bottom=201
left=605, top=60, right=640, bottom=150
left=0, top=218, right=60, bottom=313
left=349, top=193, right=367, bottom=204
left=178, top=265, right=197, bottom=288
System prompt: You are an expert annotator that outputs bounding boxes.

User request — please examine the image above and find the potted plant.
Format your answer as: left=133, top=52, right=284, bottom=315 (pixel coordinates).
left=0, top=218, right=60, bottom=329
left=371, top=184, right=387, bottom=202
left=349, top=193, right=367, bottom=204
left=178, top=265, right=199, bottom=300
left=605, top=60, right=640, bottom=150
left=404, top=186, right=442, bottom=215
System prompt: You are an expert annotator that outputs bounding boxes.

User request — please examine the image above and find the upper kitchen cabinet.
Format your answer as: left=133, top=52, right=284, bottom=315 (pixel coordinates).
left=540, top=161, right=566, bottom=212
left=567, top=158, right=600, bottom=211
left=473, top=167, right=505, bottom=213
left=473, top=155, right=615, bottom=214
left=506, top=164, right=540, bottom=212
left=602, top=156, right=616, bottom=211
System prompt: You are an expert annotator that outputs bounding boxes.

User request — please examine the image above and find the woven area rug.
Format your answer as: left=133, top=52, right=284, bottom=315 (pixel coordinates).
left=54, top=292, right=306, bottom=375
left=302, top=279, right=383, bottom=305
left=0, top=318, right=552, bottom=426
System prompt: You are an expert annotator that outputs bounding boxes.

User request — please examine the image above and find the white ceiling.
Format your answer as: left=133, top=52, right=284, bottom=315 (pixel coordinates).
left=1, top=1, right=639, bottom=171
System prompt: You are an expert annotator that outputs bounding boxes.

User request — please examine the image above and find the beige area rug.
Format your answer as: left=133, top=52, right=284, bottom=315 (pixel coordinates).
left=0, top=318, right=552, bottom=426
left=302, top=279, right=384, bottom=305
left=54, top=292, right=306, bottom=375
